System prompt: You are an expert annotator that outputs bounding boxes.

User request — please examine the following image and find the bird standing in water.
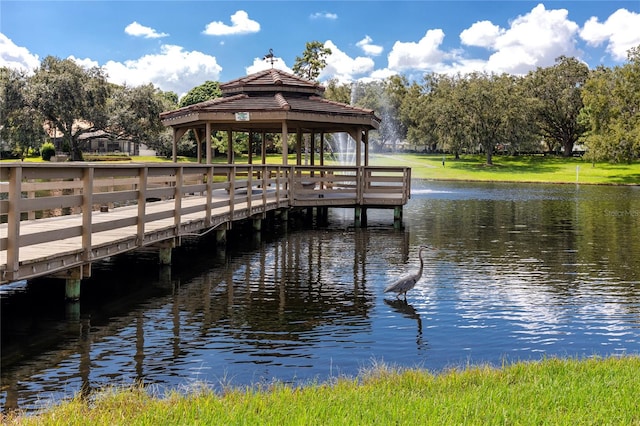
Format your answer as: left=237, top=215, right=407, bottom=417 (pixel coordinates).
left=384, top=246, right=430, bottom=300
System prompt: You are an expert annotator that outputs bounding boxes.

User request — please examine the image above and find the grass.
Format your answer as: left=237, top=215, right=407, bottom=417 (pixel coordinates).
left=369, top=153, right=640, bottom=185
left=4, top=153, right=639, bottom=185
left=4, top=356, right=639, bottom=425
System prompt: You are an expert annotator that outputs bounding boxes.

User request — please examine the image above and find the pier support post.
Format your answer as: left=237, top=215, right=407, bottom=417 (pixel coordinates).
left=65, top=278, right=81, bottom=301
left=252, top=217, right=262, bottom=232
left=157, top=239, right=177, bottom=266
left=318, top=207, right=329, bottom=226
left=159, top=247, right=172, bottom=265
left=216, top=228, right=227, bottom=246
left=394, top=206, right=403, bottom=229
left=355, top=207, right=367, bottom=228
left=53, top=265, right=89, bottom=301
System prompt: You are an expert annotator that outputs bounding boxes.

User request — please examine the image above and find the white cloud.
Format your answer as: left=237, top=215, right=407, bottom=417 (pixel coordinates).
left=245, top=56, right=292, bottom=75
left=68, top=56, right=100, bottom=70
left=125, top=21, right=168, bottom=39
left=310, top=12, right=338, bottom=20
left=457, top=4, right=581, bottom=75
left=320, top=40, right=375, bottom=82
left=0, top=33, right=40, bottom=73
left=387, top=29, right=446, bottom=72
left=203, top=10, right=260, bottom=36
left=460, top=20, right=504, bottom=48
left=356, top=35, right=383, bottom=56
left=102, top=45, right=222, bottom=96
left=580, top=8, right=640, bottom=61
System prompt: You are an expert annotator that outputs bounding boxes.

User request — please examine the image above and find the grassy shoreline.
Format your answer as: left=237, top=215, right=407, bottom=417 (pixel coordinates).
left=4, top=154, right=639, bottom=185
left=5, top=356, right=639, bottom=425
left=369, top=153, right=640, bottom=186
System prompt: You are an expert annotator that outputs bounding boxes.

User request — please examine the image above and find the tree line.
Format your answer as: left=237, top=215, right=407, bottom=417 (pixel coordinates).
left=328, top=46, right=639, bottom=165
left=1, top=43, right=638, bottom=163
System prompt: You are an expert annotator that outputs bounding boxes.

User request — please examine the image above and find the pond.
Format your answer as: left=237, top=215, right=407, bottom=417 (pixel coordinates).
left=2, top=180, right=639, bottom=412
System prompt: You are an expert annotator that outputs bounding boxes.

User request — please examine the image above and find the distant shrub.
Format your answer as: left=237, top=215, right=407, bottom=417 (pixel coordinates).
left=40, top=142, right=56, bottom=161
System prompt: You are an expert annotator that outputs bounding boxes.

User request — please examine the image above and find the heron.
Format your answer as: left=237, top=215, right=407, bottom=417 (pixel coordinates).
left=384, top=246, right=430, bottom=299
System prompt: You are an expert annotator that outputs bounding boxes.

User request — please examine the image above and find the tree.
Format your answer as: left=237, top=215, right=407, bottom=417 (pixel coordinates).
left=459, top=72, right=529, bottom=165
left=349, top=77, right=408, bottom=151
left=293, top=41, right=331, bottom=81
left=179, top=80, right=221, bottom=107
left=323, top=79, right=351, bottom=104
left=0, top=67, right=46, bottom=156
left=108, top=84, right=169, bottom=147
left=414, top=73, right=470, bottom=157
left=581, top=46, right=640, bottom=163
left=175, top=80, right=223, bottom=157
left=28, top=56, right=111, bottom=160
left=401, top=76, right=440, bottom=153
left=526, top=56, right=589, bottom=156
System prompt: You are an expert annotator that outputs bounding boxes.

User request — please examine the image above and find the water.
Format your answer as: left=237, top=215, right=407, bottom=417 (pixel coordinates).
left=2, top=181, right=639, bottom=412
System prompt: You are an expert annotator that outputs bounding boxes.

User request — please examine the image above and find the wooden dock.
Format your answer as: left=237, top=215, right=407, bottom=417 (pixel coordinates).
left=1, top=163, right=410, bottom=285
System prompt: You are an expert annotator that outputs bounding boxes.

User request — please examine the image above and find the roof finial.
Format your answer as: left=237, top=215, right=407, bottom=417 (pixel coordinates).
left=263, top=48, right=275, bottom=68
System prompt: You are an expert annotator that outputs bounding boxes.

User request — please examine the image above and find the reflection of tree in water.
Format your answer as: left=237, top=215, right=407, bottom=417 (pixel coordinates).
left=384, top=298, right=427, bottom=352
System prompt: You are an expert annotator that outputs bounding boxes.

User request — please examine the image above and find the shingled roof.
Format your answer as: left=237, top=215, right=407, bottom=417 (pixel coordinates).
left=160, top=68, right=380, bottom=131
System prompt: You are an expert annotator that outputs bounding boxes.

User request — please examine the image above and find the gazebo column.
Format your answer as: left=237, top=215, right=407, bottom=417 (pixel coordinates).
left=172, top=128, right=178, bottom=162
left=296, top=128, right=302, bottom=165
left=206, top=123, right=212, bottom=164
left=364, top=130, right=369, bottom=166
left=227, top=130, right=233, bottom=164
left=310, top=131, right=315, bottom=166
left=194, top=129, right=202, bottom=163
left=355, top=127, right=363, bottom=167
left=281, top=121, right=288, bottom=165
left=172, top=128, right=188, bottom=163
left=320, top=132, right=325, bottom=166
left=248, top=131, right=253, bottom=164
left=261, top=131, right=267, bottom=164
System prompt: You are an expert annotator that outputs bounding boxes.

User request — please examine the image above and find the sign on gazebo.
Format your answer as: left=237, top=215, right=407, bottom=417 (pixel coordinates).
left=235, top=112, right=250, bottom=121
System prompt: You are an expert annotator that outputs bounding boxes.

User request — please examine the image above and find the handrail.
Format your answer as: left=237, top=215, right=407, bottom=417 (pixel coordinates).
left=0, top=163, right=410, bottom=283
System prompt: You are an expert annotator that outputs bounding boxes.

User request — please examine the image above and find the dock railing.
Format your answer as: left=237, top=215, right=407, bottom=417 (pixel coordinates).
left=1, top=163, right=410, bottom=284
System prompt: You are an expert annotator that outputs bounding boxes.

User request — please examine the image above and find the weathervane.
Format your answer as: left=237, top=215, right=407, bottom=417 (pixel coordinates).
left=263, top=48, right=275, bottom=68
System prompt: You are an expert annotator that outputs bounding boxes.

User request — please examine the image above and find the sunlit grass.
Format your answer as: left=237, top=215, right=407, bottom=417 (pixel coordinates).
left=369, top=153, right=640, bottom=185
left=5, top=356, right=639, bottom=425
left=4, top=153, right=639, bottom=185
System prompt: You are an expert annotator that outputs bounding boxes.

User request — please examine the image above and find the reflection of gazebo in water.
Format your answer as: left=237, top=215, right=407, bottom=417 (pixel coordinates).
left=160, top=68, right=380, bottom=165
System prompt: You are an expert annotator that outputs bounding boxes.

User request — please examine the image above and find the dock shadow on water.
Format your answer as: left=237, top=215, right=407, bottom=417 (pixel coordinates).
left=2, top=181, right=640, bottom=413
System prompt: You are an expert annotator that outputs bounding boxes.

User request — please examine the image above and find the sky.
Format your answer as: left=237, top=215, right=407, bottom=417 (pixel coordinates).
left=1, top=1, right=639, bottom=97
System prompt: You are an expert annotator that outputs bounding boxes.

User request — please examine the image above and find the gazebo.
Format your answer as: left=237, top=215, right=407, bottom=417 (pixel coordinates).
left=160, top=68, right=380, bottom=166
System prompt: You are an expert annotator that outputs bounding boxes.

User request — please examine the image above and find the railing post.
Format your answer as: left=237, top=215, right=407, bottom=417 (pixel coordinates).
left=137, top=166, right=148, bottom=245
left=229, top=166, right=235, bottom=220
left=6, top=166, right=21, bottom=281
left=247, top=165, right=252, bottom=211
left=82, top=167, right=93, bottom=263
left=205, top=165, right=213, bottom=227
left=261, top=165, right=268, bottom=206
left=174, top=166, right=183, bottom=235
left=356, top=166, right=364, bottom=204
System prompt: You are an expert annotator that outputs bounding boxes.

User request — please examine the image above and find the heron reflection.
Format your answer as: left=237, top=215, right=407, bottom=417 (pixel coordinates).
left=384, top=298, right=426, bottom=351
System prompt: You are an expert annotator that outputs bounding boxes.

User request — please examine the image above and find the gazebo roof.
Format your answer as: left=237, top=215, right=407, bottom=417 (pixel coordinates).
left=160, top=69, right=380, bottom=132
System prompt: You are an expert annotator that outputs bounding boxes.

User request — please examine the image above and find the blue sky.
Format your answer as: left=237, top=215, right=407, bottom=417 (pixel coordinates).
left=2, top=1, right=639, bottom=97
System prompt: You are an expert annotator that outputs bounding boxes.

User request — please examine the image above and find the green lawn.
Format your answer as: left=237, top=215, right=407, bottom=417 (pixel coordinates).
left=5, top=153, right=639, bottom=185
left=369, top=153, right=640, bottom=185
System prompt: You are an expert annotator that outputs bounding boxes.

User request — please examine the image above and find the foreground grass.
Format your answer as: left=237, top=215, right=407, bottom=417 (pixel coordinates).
left=5, top=356, right=639, bottom=425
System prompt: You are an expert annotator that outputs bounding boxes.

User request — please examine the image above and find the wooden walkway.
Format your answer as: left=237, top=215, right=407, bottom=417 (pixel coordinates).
left=1, top=163, right=410, bottom=284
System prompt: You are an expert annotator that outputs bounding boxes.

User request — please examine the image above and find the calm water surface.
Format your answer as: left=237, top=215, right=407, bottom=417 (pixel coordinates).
left=2, top=181, right=639, bottom=412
